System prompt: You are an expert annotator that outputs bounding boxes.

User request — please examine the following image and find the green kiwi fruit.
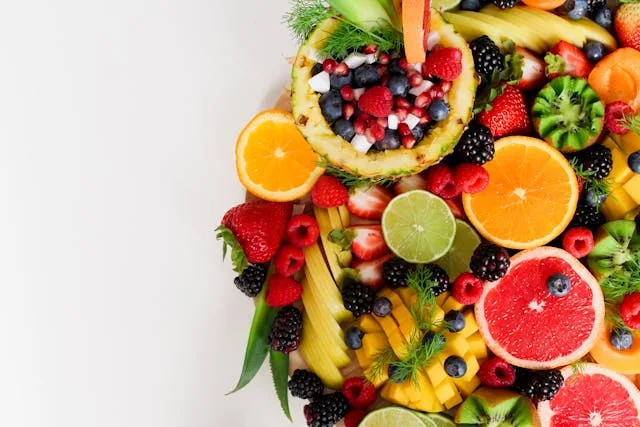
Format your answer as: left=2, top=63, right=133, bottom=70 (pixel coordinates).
left=455, top=387, right=540, bottom=427
left=587, top=219, right=640, bottom=282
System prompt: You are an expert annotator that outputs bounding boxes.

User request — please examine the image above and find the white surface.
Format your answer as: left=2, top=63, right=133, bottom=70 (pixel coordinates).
left=0, top=1, right=306, bottom=426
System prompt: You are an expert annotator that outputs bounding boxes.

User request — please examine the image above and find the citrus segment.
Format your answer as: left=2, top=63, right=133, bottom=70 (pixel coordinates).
left=235, top=110, right=324, bottom=201
left=435, top=219, right=481, bottom=280
left=463, top=136, right=579, bottom=249
left=359, top=407, right=426, bottom=427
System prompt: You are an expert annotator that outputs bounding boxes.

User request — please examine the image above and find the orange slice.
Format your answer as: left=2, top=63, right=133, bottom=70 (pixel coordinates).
left=462, top=136, right=579, bottom=249
left=236, top=110, right=324, bottom=201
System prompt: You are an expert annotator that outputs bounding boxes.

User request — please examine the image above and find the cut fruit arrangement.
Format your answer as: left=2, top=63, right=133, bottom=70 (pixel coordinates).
left=218, top=0, right=640, bottom=425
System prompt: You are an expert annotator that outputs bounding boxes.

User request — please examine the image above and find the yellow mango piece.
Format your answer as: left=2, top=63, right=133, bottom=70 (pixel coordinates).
left=401, top=380, right=423, bottom=403
left=364, top=364, right=388, bottom=388
left=358, top=315, right=382, bottom=333
left=443, top=296, right=465, bottom=313
left=623, top=174, right=640, bottom=204
left=625, top=206, right=640, bottom=220
left=443, top=390, right=464, bottom=409
left=436, top=292, right=449, bottom=307
left=453, top=353, right=480, bottom=386
left=378, top=288, right=405, bottom=309
left=406, top=370, right=445, bottom=412
left=395, top=287, right=417, bottom=308
left=432, top=306, right=445, bottom=330
left=380, top=382, right=408, bottom=405
left=603, top=137, right=633, bottom=184
left=425, top=359, right=448, bottom=387
left=392, top=303, right=414, bottom=326
left=614, top=132, right=640, bottom=155
left=388, top=329, right=410, bottom=359
left=375, top=314, right=400, bottom=337
left=440, top=333, right=470, bottom=360
left=467, top=332, right=489, bottom=360
left=434, top=378, right=458, bottom=404
left=362, top=332, right=390, bottom=359
left=455, top=374, right=481, bottom=397
left=602, top=186, right=637, bottom=220
left=355, top=348, right=370, bottom=368
left=459, top=310, right=479, bottom=338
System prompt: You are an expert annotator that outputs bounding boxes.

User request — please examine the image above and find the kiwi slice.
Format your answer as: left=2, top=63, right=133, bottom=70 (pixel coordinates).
left=587, top=219, right=640, bottom=282
left=455, top=387, right=540, bottom=427
left=532, top=76, right=604, bottom=153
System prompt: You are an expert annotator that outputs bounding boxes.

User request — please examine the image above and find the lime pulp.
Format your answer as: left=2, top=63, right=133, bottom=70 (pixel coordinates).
left=435, top=219, right=481, bottom=280
left=359, top=407, right=426, bottom=427
left=432, top=0, right=462, bottom=11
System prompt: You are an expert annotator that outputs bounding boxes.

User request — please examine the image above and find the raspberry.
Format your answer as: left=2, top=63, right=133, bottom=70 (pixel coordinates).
left=286, top=214, right=320, bottom=248
left=478, top=357, right=516, bottom=388
left=445, top=197, right=466, bottom=220
left=562, top=227, right=594, bottom=259
left=451, top=272, right=484, bottom=304
left=358, top=86, right=393, bottom=118
left=605, top=101, right=634, bottom=135
left=274, top=244, right=305, bottom=277
left=311, top=175, right=349, bottom=209
left=454, top=163, right=489, bottom=194
left=265, top=274, right=302, bottom=307
left=344, top=410, right=368, bottom=427
left=422, top=47, right=463, bottom=81
left=621, top=292, right=640, bottom=330
left=341, top=377, right=377, bottom=409
left=425, top=163, right=461, bottom=199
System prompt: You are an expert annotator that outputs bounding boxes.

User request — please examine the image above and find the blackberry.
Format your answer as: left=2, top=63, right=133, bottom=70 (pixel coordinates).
left=587, top=0, right=606, bottom=18
left=470, top=36, right=505, bottom=81
left=341, top=282, right=374, bottom=317
left=570, top=200, right=605, bottom=230
left=454, top=123, right=495, bottom=165
left=304, top=392, right=349, bottom=427
left=234, top=264, right=267, bottom=297
left=424, top=264, right=451, bottom=296
left=570, top=144, right=612, bottom=180
left=470, top=243, right=510, bottom=281
left=492, top=0, right=519, bottom=8
left=513, top=368, right=564, bottom=402
left=288, top=369, right=324, bottom=400
left=382, top=257, right=412, bottom=288
left=269, top=306, right=302, bottom=354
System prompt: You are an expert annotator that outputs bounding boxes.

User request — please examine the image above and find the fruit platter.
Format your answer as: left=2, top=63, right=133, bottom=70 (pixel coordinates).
left=218, top=0, right=640, bottom=424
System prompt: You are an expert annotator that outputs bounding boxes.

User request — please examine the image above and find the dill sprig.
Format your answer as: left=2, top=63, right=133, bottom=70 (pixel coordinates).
left=321, top=20, right=404, bottom=59
left=369, top=347, right=396, bottom=382
left=283, top=0, right=334, bottom=41
left=567, top=358, right=589, bottom=384
left=622, top=111, right=640, bottom=135
left=406, top=266, right=439, bottom=331
left=600, top=258, right=640, bottom=301
left=388, top=330, right=447, bottom=387
left=322, top=161, right=396, bottom=189
left=570, top=158, right=612, bottom=201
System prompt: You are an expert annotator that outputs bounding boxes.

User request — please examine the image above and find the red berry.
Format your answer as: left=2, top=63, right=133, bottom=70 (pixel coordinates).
left=455, top=163, right=490, bottom=194
left=415, top=93, right=432, bottom=108
left=370, top=123, right=386, bottom=141
left=605, top=101, right=635, bottom=135
left=445, top=197, right=466, bottom=220
left=477, top=85, right=531, bottom=138
left=342, top=377, right=377, bottom=409
left=401, top=135, right=417, bottom=149
left=428, top=87, right=445, bottom=99
left=344, top=409, right=368, bottom=427
left=365, top=128, right=376, bottom=144
left=478, top=357, right=516, bottom=388
left=322, top=58, right=337, bottom=74
left=562, top=227, right=594, bottom=259
left=343, top=102, right=356, bottom=120
left=399, top=58, right=410, bottom=71
left=452, top=272, right=484, bottom=305
left=380, top=74, right=390, bottom=87
left=397, top=122, right=412, bottom=136
left=363, top=44, right=378, bottom=54
left=423, top=47, right=463, bottom=80
left=425, top=163, right=461, bottom=199
left=341, top=85, right=355, bottom=101
left=378, top=52, right=390, bottom=65
left=419, top=113, right=431, bottom=125
left=274, top=244, right=305, bottom=277
left=376, top=117, right=388, bottom=128
left=577, top=177, right=585, bottom=193
left=335, top=62, right=349, bottom=76
left=409, top=106, right=425, bottom=118
left=285, top=214, right=320, bottom=248
left=265, top=274, right=302, bottom=307
left=620, top=292, right=640, bottom=330
left=376, top=64, right=388, bottom=77
left=359, top=86, right=393, bottom=118
left=311, top=175, right=349, bottom=208
left=395, top=107, right=409, bottom=122
left=354, top=118, right=367, bottom=135
left=407, top=71, right=423, bottom=87
left=395, top=96, right=411, bottom=109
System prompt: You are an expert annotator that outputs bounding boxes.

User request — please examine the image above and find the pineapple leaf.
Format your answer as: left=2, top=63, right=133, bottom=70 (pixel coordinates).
left=270, top=349, right=292, bottom=421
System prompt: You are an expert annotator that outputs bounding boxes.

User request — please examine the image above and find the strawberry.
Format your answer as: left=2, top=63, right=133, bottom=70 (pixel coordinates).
left=605, top=101, right=635, bottom=135
left=218, top=201, right=292, bottom=272
left=311, top=175, right=349, bottom=208
left=347, top=185, right=393, bottom=220
left=358, top=86, right=393, bottom=118
left=422, top=47, right=463, bottom=81
left=545, top=41, right=592, bottom=79
left=265, top=274, right=302, bottom=307
left=393, top=173, right=428, bottom=194
left=616, top=2, right=640, bottom=51
left=477, top=85, right=531, bottom=138
left=515, top=47, right=546, bottom=91
left=352, top=253, right=395, bottom=290
left=328, top=224, right=390, bottom=261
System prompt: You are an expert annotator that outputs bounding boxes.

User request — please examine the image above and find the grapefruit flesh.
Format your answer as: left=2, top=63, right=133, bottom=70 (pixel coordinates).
left=538, top=364, right=640, bottom=427
left=475, top=247, right=605, bottom=369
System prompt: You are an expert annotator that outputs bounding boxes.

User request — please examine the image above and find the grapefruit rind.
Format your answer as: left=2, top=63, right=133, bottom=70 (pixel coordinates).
left=475, top=247, right=605, bottom=369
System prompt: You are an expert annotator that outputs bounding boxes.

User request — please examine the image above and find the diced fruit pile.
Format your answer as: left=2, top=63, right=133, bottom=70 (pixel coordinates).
left=218, top=0, right=640, bottom=425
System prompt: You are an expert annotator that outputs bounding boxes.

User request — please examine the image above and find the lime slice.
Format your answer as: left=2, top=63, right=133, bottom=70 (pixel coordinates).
left=411, top=412, right=437, bottom=427
left=432, top=0, right=461, bottom=11
left=360, top=407, right=425, bottom=427
left=382, top=190, right=456, bottom=263
left=423, top=413, right=456, bottom=427
left=435, top=219, right=481, bottom=280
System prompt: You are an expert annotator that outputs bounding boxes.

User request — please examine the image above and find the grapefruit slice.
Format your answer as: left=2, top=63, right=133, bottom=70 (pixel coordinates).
left=475, top=246, right=605, bottom=369
left=538, top=364, right=640, bottom=427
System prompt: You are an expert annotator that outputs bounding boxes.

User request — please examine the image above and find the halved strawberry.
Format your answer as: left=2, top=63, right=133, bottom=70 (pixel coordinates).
left=545, top=41, right=592, bottom=79
left=328, top=225, right=390, bottom=261
left=352, top=253, right=395, bottom=290
left=515, top=47, right=546, bottom=91
left=393, top=173, right=428, bottom=194
left=347, top=185, right=393, bottom=220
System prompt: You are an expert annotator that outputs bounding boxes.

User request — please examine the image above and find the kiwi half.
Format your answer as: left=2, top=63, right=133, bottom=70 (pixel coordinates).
left=455, top=387, right=540, bottom=427
left=532, top=76, right=604, bottom=153
left=587, top=219, right=640, bottom=281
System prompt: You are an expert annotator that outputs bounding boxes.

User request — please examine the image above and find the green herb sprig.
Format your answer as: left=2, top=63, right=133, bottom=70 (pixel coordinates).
left=622, top=111, right=640, bottom=135
left=600, top=259, right=640, bottom=301
left=283, top=0, right=333, bottom=41
left=322, top=20, right=403, bottom=59
left=570, top=158, right=612, bottom=203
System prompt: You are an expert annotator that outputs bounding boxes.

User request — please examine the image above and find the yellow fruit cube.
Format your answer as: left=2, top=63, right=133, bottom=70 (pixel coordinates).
left=436, top=292, right=449, bottom=307
left=375, top=314, right=400, bottom=337
left=443, top=390, right=463, bottom=409
left=380, top=382, right=407, bottom=405
left=378, top=288, right=405, bottom=309
left=392, top=303, right=414, bottom=326
left=434, top=378, right=458, bottom=404
left=442, top=296, right=465, bottom=313
left=388, top=329, right=410, bottom=358
left=395, top=287, right=417, bottom=308
left=406, top=370, right=445, bottom=412
left=614, top=132, right=640, bottom=154
left=358, top=315, right=382, bottom=333
left=602, top=186, right=637, bottom=220
left=355, top=348, right=370, bottom=368
left=401, top=380, right=422, bottom=403
left=424, top=359, right=448, bottom=387
left=459, top=310, right=479, bottom=338
left=364, top=364, right=388, bottom=388
left=467, top=332, right=489, bottom=360
left=623, top=174, right=640, bottom=204
left=439, top=333, right=470, bottom=360
left=603, top=137, right=633, bottom=184
left=454, top=372, right=481, bottom=397
left=399, top=319, right=419, bottom=344
left=362, top=333, right=389, bottom=360
left=625, top=206, right=640, bottom=220
left=431, top=305, right=445, bottom=330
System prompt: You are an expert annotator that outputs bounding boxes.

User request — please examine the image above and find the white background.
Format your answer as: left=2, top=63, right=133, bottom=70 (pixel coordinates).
left=0, top=1, right=307, bottom=426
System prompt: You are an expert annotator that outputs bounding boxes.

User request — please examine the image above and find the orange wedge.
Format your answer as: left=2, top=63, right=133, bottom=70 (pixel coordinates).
left=236, top=110, right=324, bottom=202
left=462, top=136, right=579, bottom=249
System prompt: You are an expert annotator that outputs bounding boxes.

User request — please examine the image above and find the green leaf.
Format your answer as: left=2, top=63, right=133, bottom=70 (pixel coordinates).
left=270, top=349, right=292, bottom=421
left=227, top=285, right=278, bottom=394
left=215, top=225, right=248, bottom=273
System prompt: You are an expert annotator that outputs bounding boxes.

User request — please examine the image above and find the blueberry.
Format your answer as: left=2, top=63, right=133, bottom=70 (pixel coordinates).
left=584, top=41, right=605, bottom=63
left=422, top=331, right=446, bottom=347
left=375, top=129, right=401, bottom=150
left=460, top=0, right=482, bottom=11
left=565, top=0, right=588, bottom=20
left=411, top=124, right=426, bottom=142
left=628, top=151, right=640, bottom=173
left=428, top=99, right=450, bottom=122
left=610, top=328, right=633, bottom=351
left=583, top=186, right=607, bottom=208
left=333, top=119, right=355, bottom=141
left=444, top=356, right=468, bottom=378
left=373, top=296, right=392, bottom=317
left=388, top=364, right=408, bottom=383
left=594, top=7, right=613, bottom=30
left=445, top=310, right=466, bottom=332
left=388, top=75, right=409, bottom=97
left=330, top=70, right=353, bottom=90
left=344, top=326, right=364, bottom=350
left=388, top=58, right=406, bottom=76
left=319, top=90, right=343, bottom=123
left=547, top=273, right=571, bottom=296
left=353, top=64, right=380, bottom=88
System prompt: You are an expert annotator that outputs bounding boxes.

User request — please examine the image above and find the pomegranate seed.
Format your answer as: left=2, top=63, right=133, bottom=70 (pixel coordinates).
left=409, top=106, right=425, bottom=118
left=398, top=122, right=412, bottom=137
left=340, top=85, right=354, bottom=101
left=364, top=128, right=376, bottom=144
left=395, top=96, right=412, bottom=109
left=402, top=135, right=416, bottom=149
left=376, top=64, right=388, bottom=77
left=363, top=44, right=378, bottom=54
left=370, top=123, right=385, bottom=141
left=343, top=102, right=355, bottom=120
left=407, top=71, right=424, bottom=87
left=354, top=118, right=367, bottom=135
left=359, top=112, right=372, bottom=122
left=378, top=53, right=391, bottom=65
left=420, top=113, right=432, bottom=124
left=441, top=81, right=452, bottom=93
left=335, top=62, right=348, bottom=76
left=376, top=117, right=388, bottom=128
left=415, top=93, right=432, bottom=108
left=395, top=107, right=409, bottom=122
left=380, top=75, right=390, bottom=86
left=429, top=87, right=444, bottom=99
left=399, top=58, right=410, bottom=71
left=322, top=58, right=337, bottom=74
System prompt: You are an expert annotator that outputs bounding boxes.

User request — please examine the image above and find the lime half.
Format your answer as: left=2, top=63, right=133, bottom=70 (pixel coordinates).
left=382, top=190, right=456, bottom=263
left=360, top=407, right=425, bottom=427
left=412, top=412, right=437, bottom=427
left=432, top=0, right=461, bottom=11
left=435, top=219, right=481, bottom=280
left=423, top=413, right=456, bottom=427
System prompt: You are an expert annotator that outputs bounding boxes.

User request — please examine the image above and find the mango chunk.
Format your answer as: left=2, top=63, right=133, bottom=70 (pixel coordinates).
left=388, top=329, right=410, bottom=359
left=443, top=389, right=463, bottom=409
left=392, top=303, right=415, bottom=327
left=603, top=137, right=633, bottom=185
left=378, top=288, right=405, bottom=309
left=362, top=332, right=389, bottom=360
left=442, top=296, right=465, bottom=313
left=358, top=315, right=383, bottom=334
left=395, top=287, right=417, bottom=308
left=407, top=370, right=445, bottom=412
left=459, top=309, right=479, bottom=338
left=439, top=333, right=470, bottom=360
left=434, top=378, right=458, bottom=404
left=364, top=364, right=388, bottom=388
left=614, top=132, right=640, bottom=155
left=467, top=332, right=489, bottom=360
left=602, top=186, right=637, bottom=220
left=436, top=292, right=449, bottom=307
left=380, top=382, right=407, bottom=404
left=623, top=174, right=640, bottom=204
left=454, top=371, right=482, bottom=397
left=375, top=314, right=400, bottom=337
